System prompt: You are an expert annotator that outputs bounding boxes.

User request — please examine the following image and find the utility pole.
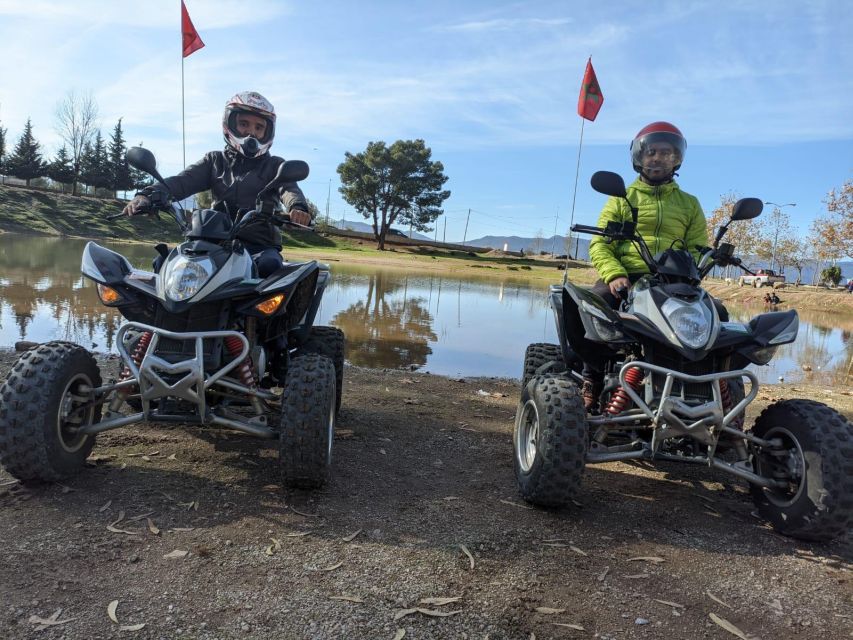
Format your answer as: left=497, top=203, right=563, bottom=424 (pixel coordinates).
left=764, top=201, right=796, bottom=272
left=551, top=207, right=559, bottom=256
left=443, top=218, right=447, bottom=243
left=325, top=178, right=331, bottom=226
left=462, top=208, right=471, bottom=246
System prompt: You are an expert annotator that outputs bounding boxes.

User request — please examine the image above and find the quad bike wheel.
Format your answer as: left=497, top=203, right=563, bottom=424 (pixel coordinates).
left=0, top=342, right=102, bottom=482
left=297, top=326, right=345, bottom=412
left=521, top=343, right=563, bottom=389
left=513, top=373, right=588, bottom=507
left=750, top=399, right=853, bottom=541
left=279, top=353, right=337, bottom=489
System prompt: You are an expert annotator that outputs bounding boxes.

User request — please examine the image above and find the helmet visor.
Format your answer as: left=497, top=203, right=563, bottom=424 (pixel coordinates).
left=632, top=131, right=685, bottom=174
left=227, top=110, right=274, bottom=145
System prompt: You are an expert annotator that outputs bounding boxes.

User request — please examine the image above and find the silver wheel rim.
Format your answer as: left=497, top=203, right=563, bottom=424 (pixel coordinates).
left=758, top=426, right=807, bottom=507
left=516, top=399, right=540, bottom=473
left=56, top=373, right=94, bottom=453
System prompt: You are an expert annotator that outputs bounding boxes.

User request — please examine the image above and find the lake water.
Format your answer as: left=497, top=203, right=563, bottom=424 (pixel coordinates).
left=1, top=235, right=850, bottom=383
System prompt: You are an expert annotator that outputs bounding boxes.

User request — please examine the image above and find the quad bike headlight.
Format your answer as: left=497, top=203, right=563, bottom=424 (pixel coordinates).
left=661, top=299, right=712, bottom=349
left=164, top=256, right=213, bottom=301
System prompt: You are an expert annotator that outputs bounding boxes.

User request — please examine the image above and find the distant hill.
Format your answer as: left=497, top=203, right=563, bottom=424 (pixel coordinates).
left=465, top=234, right=591, bottom=259
left=329, top=218, right=432, bottom=241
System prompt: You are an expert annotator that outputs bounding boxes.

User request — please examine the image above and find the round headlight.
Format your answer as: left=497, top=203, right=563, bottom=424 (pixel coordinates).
left=164, top=256, right=213, bottom=301
left=662, top=299, right=711, bottom=349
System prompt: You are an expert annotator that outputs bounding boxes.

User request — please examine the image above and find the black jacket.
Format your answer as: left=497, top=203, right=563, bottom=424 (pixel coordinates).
left=140, top=148, right=308, bottom=249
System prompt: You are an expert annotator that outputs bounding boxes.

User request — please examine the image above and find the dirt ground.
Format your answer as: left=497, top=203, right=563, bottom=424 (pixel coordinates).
left=0, top=350, right=851, bottom=640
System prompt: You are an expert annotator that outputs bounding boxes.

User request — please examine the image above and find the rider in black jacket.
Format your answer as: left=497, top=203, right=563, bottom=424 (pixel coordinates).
left=123, top=91, right=311, bottom=276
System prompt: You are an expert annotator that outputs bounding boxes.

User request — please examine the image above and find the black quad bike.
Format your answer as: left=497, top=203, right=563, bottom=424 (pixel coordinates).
left=514, top=171, right=853, bottom=541
left=0, top=147, right=345, bottom=489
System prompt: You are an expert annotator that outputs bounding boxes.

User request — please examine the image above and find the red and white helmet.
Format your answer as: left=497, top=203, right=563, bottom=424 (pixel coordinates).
left=630, top=121, right=686, bottom=180
left=222, top=91, right=276, bottom=158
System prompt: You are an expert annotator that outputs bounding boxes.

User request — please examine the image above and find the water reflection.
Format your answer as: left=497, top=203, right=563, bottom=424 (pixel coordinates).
left=0, top=235, right=851, bottom=382
left=331, top=271, right=436, bottom=369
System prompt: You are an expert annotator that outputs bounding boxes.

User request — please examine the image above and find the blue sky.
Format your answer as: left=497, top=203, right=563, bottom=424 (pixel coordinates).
left=0, top=0, right=850, bottom=243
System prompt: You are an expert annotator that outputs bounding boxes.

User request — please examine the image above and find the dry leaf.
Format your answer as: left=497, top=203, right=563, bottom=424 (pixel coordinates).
left=627, top=556, right=665, bottom=563
left=419, top=597, right=461, bottom=606
left=167, top=453, right=177, bottom=460
left=330, top=595, right=364, bottom=603
left=29, top=609, right=75, bottom=630
left=499, top=499, right=534, bottom=510
left=322, top=562, right=343, bottom=572
left=107, top=511, right=139, bottom=536
left=393, top=630, right=406, bottom=640
left=569, top=545, right=587, bottom=556
left=443, top=496, right=461, bottom=501
left=108, top=600, right=120, bottom=623
left=147, top=518, right=160, bottom=535
left=163, top=549, right=189, bottom=559
left=285, top=531, right=311, bottom=537
left=99, top=500, right=112, bottom=512
left=624, top=573, right=649, bottom=579
left=709, top=613, right=750, bottom=640
left=394, top=608, right=418, bottom=621
left=552, top=623, right=585, bottom=631
left=141, top=456, right=151, bottom=462
left=706, top=591, right=733, bottom=609
left=290, top=506, right=319, bottom=517
left=127, top=511, right=155, bottom=522
left=415, top=608, right=461, bottom=618
left=262, top=484, right=281, bottom=492
left=597, top=566, right=610, bottom=582
left=535, top=607, right=566, bottom=614
left=539, top=542, right=567, bottom=548
left=120, top=623, right=146, bottom=631
left=458, top=543, right=475, bottom=570
left=342, top=529, right=362, bottom=542
left=170, top=527, right=194, bottom=532
left=654, top=599, right=685, bottom=609
left=541, top=538, right=569, bottom=543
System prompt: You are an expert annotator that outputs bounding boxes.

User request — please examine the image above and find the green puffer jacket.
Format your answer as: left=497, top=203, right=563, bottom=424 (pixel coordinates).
left=589, top=178, right=708, bottom=284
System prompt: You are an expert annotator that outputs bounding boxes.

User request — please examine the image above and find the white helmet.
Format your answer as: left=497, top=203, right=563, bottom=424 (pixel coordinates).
left=222, top=91, right=276, bottom=158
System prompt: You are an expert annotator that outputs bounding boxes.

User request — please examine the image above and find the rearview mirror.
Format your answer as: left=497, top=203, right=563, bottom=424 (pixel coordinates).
left=590, top=171, right=627, bottom=198
left=126, top=147, right=159, bottom=177
left=731, top=197, right=763, bottom=221
left=275, top=159, right=309, bottom=184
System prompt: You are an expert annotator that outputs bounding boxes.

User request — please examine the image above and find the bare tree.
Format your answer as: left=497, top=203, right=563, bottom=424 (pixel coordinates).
left=54, top=90, right=99, bottom=196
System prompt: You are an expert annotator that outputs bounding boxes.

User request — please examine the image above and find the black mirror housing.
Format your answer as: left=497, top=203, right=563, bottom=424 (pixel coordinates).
left=731, top=197, right=763, bottom=221
left=591, top=171, right=627, bottom=198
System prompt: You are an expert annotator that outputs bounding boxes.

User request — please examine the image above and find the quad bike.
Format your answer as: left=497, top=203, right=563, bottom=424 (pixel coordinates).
left=513, top=171, right=853, bottom=541
left=0, top=147, right=345, bottom=489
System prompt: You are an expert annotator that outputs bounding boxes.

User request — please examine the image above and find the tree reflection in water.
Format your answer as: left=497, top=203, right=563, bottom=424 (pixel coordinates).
left=331, top=271, right=436, bottom=370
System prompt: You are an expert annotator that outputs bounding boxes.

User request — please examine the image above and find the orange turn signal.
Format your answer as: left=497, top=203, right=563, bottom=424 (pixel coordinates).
left=97, top=284, right=123, bottom=306
left=255, top=293, right=285, bottom=315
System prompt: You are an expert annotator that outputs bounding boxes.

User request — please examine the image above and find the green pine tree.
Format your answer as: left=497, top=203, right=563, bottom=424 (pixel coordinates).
left=0, top=120, right=7, bottom=174
left=108, top=118, right=133, bottom=197
left=6, top=118, right=46, bottom=186
left=47, top=145, right=75, bottom=191
left=80, top=131, right=111, bottom=193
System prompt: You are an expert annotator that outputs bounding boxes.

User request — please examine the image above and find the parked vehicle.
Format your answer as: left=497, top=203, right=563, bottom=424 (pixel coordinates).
left=738, top=268, right=785, bottom=288
left=513, top=170, right=853, bottom=541
left=0, top=147, right=345, bottom=489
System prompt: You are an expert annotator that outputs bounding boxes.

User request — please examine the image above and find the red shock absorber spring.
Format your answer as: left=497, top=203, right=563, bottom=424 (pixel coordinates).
left=224, top=335, right=255, bottom=387
left=720, top=378, right=732, bottom=412
left=121, top=331, right=153, bottom=380
left=604, top=366, right=644, bottom=415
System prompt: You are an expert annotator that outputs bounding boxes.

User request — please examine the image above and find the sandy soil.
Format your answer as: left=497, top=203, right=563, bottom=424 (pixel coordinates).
left=0, top=350, right=851, bottom=640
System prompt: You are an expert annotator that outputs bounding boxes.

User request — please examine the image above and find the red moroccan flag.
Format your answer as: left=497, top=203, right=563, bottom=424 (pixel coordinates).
left=577, top=58, right=603, bottom=121
left=181, top=1, right=205, bottom=58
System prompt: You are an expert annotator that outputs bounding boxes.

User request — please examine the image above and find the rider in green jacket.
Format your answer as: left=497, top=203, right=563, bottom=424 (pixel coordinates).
left=582, top=121, right=712, bottom=411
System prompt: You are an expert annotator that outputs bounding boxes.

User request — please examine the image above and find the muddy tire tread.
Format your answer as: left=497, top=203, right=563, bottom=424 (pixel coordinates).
left=0, top=341, right=100, bottom=482
left=297, top=326, right=345, bottom=412
left=279, top=353, right=336, bottom=489
left=515, top=373, right=587, bottom=507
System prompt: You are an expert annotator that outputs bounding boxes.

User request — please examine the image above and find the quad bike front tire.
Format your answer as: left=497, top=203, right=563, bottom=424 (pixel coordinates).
left=0, top=342, right=102, bottom=482
left=521, top=343, right=564, bottom=389
left=279, top=353, right=337, bottom=489
left=513, top=373, right=588, bottom=507
left=750, top=399, right=853, bottom=541
left=297, top=326, right=345, bottom=412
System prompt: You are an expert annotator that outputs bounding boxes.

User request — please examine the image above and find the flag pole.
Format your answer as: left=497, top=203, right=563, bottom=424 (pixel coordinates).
left=181, top=48, right=186, bottom=168
left=563, top=114, right=585, bottom=285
